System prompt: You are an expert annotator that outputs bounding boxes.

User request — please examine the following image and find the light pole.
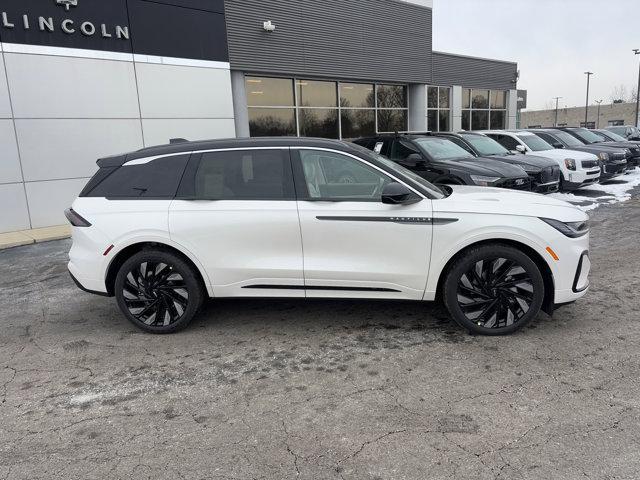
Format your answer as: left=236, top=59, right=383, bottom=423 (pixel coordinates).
left=634, top=49, right=640, bottom=128
left=553, top=96, right=562, bottom=127
left=595, top=99, right=602, bottom=128
left=584, top=71, right=593, bottom=127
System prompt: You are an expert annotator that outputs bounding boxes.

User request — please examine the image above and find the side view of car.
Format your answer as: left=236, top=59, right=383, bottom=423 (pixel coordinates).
left=353, top=133, right=532, bottom=190
left=481, top=130, right=601, bottom=191
left=527, top=128, right=629, bottom=181
left=590, top=129, right=640, bottom=171
left=66, top=137, right=591, bottom=336
left=434, top=131, right=561, bottom=193
left=605, top=125, right=640, bottom=140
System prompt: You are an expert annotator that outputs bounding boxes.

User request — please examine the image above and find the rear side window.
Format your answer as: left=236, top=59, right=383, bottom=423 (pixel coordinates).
left=190, top=149, right=294, bottom=200
left=83, top=154, right=190, bottom=199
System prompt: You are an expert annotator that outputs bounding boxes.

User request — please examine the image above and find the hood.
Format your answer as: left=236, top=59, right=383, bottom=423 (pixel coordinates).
left=434, top=185, right=587, bottom=223
left=565, top=144, right=628, bottom=156
left=596, top=141, right=640, bottom=155
left=480, top=153, right=557, bottom=171
left=535, top=148, right=598, bottom=161
left=439, top=157, right=527, bottom=178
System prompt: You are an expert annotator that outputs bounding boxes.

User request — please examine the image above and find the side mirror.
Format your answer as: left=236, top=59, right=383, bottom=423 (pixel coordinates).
left=399, top=153, right=424, bottom=168
left=630, top=135, right=640, bottom=141
left=553, top=142, right=564, bottom=149
left=381, top=182, right=419, bottom=205
left=515, top=145, right=527, bottom=154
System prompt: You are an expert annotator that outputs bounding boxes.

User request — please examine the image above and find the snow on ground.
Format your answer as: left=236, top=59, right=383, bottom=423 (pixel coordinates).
left=548, top=168, right=640, bottom=212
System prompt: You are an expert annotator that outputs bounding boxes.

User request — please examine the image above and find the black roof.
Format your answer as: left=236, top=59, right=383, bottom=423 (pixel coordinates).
left=97, top=137, right=356, bottom=167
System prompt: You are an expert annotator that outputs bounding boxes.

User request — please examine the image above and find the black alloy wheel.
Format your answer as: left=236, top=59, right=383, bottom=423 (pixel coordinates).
left=115, top=250, right=204, bottom=333
left=443, top=244, right=544, bottom=335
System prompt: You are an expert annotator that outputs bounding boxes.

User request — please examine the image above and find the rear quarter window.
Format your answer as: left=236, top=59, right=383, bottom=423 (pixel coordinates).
left=82, top=154, right=190, bottom=198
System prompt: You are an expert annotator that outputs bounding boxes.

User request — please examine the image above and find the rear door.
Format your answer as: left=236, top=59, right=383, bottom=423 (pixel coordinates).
left=293, top=147, right=433, bottom=300
left=169, top=148, right=304, bottom=297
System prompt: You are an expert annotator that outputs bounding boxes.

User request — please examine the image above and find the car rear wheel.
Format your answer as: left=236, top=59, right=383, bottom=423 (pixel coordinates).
left=114, top=250, right=204, bottom=334
left=443, top=244, right=544, bottom=335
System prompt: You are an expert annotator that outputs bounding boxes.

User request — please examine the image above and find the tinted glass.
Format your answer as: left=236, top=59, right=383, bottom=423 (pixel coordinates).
left=489, top=110, right=505, bottom=129
left=390, top=139, right=420, bottom=160
left=414, top=138, right=474, bottom=160
left=427, top=110, right=438, bottom=131
left=439, top=88, right=450, bottom=108
left=438, top=110, right=450, bottom=132
left=462, top=88, right=471, bottom=109
left=245, top=77, right=294, bottom=107
left=86, top=155, right=189, bottom=198
left=377, top=110, right=407, bottom=133
left=549, top=130, right=584, bottom=147
left=341, top=110, right=375, bottom=139
left=427, top=86, right=438, bottom=108
left=518, top=134, right=553, bottom=151
left=460, top=134, right=510, bottom=156
left=472, top=90, right=489, bottom=109
left=195, top=150, right=292, bottom=200
left=471, top=110, right=489, bottom=130
left=248, top=108, right=296, bottom=136
left=296, top=80, right=337, bottom=107
left=599, top=130, right=626, bottom=141
left=571, top=128, right=605, bottom=144
left=490, top=90, right=506, bottom=109
left=299, top=149, right=390, bottom=200
left=461, top=110, right=470, bottom=130
left=340, top=83, right=375, bottom=108
left=299, top=109, right=339, bottom=138
left=377, top=85, right=407, bottom=108
left=492, top=134, right=519, bottom=151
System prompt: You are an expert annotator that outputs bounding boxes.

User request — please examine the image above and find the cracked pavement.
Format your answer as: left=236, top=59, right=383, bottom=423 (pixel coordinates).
left=1, top=187, right=640, bottom=479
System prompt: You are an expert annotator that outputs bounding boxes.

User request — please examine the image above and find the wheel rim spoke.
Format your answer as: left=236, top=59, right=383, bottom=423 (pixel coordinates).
left=457, top=257, right=534, bottom=329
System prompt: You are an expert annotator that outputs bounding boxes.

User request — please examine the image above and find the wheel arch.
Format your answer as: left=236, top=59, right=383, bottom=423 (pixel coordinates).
left=105, top=241, right=211, bottom=297
left=434, top=238, right=555, bottom=315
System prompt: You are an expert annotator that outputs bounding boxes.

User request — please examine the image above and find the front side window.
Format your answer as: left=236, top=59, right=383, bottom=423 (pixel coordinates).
left=517, top=135, right=553, bottom=152
left=549, top=130, right=584, bottom=147
left=491, top=134, right=519, bottom=151
left=571, top=128, right=604, bottom=144
left=414, top=138, right=475, bottom=160
left=194, top=150, right=293, bottom=200
left=390, top=139, right=421, bottom=161
left=298, top=150, right=391, bottom=201
left=460, top=134, right=509, bottom=156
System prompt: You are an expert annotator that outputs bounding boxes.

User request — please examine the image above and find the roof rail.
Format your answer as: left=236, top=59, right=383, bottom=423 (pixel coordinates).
left=169, top=138, right=189, bottom=144
left=393, top=130, right=432, bottom=136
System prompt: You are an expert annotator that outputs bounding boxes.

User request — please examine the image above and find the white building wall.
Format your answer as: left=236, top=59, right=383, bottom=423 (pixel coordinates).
left=0, top=44, right=235, bottom=233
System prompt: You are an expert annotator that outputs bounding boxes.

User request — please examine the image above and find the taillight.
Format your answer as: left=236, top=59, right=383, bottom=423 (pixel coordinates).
left=64, top=208, right=91, bottom=227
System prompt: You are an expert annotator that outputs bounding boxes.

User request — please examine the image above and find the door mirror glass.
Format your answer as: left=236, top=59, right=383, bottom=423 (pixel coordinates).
left=515, top=144, right=527, bottom=153
left=381, top=182, right=419, bottom=205
left=553, top=142, right=564, bottom=149
left=400, top=153, right=424, bottom=168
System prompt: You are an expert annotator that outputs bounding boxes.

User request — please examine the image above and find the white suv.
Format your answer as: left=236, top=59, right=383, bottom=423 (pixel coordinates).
left=66, top=138, right=591, bottom=335
left=482, top=130, right=601, bottom=190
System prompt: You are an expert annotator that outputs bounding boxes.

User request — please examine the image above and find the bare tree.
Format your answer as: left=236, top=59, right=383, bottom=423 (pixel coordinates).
left=609, top=84, right=628, bottom=103
left=631, top=87, right=638, bottom=103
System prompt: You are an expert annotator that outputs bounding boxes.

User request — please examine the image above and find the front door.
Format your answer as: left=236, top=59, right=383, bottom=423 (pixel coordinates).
left=169, top=148, right=304, bottom=297
left=293, top=148, right=433, bottom=300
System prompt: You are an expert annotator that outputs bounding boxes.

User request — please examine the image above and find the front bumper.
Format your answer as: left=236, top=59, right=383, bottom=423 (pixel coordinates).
left=561, top=168, right=600, bottom=190
left=600, top=159, right=627, bottom=181
left=532, top=180, right=560, bottom=194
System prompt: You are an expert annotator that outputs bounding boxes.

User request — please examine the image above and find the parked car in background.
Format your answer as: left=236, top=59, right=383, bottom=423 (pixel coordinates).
left=527, top=128, right=630, bottom=179
left=590, top=129, right=640, bottom=170
left=480, top=130, right=601, bottom=191
left=352, top=134, right=531, bottom=190
left=605, top=125, right=640, bottom=140
left=67, top=137, right=591, bottom=336
left=435, top=132, right=560, bottom=193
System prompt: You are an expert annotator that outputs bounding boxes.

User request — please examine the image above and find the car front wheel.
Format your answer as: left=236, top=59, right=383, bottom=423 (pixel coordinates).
left=114, top=250, right=204, bottom=333
left=443, top=244, right=544, bottom=335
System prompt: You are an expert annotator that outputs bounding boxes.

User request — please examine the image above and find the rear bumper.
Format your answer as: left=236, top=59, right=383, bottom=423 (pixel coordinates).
left=68, top=269, right=111, bottom=297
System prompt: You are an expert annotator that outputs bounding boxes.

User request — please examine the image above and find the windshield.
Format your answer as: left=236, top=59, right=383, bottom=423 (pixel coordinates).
left=460, top=134, right=509, bottom=156
left=571, top=128, right=604, bottom=144
left=549, top=130, right=584, bottom=147
left=599, top=130, right=627, bottom=142
left=348, top=143, right=445, bottom=199
left=413, top=137, right=475, bottom=160
left=517, top=134, right=553, bottom=152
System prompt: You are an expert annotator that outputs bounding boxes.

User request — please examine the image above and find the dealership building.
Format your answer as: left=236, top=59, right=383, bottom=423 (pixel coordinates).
left=0, top=0, right=519, bottom=233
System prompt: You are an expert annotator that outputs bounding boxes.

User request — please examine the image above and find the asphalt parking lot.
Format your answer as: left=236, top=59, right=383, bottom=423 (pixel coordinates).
left=2, top=184, right=640, bottom=480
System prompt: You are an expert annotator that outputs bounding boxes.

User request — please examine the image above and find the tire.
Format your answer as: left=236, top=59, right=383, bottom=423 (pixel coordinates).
left=114, top=250, right=204, bottom=334
left=442, top=244, right=544, bottom=335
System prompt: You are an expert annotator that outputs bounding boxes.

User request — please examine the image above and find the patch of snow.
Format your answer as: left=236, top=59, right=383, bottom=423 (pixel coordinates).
left=548, top=169, right=640, bottom=212
left=69, top=392, right=105, bottom=405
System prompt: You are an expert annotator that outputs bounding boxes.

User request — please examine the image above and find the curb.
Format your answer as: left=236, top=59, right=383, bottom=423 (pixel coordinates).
left=0, top=225, right=71, bottom=251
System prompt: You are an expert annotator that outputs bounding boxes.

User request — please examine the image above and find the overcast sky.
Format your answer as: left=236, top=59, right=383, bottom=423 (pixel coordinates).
left=432, top=0, right=640, bottom=111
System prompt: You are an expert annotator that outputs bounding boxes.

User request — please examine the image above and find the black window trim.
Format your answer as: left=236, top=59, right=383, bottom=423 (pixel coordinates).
left=290, top=146, right=426, bottom=203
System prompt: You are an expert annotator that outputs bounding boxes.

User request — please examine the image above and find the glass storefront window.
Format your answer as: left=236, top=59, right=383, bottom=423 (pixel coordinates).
left=490, top=110, right=505, bottom=129
left=248, top=108, right=296, bottom=136
left=245, top=77, right=294, bottom=107
left=340, top=83, right=375, bottom=108
left=377, top=110, right=407, bottom=133
left=461, top=110, right=470, bottom=131
left=462, top=88, right=471, bottom=109
left=426, top=86, right=451, bottom=132
left=427, top=86, right=438, bottom=109
left=341, top=110, right=375, bottom=139
left=472, top=89, right=489, bottom=109
left=377, top=85, right=407, bottom=109
left=299, top=109, right=339, bottom=138
left=462, top=89, right=507, bottom=131
left=471, top=110, right=489, bottom=130
left=439, top=88, right=450, bottom=109
left=296, top=80, right=337, bottom=107
left=438, top=110, right=450, bottom=132
left=490, top=90, right=506, bottom=109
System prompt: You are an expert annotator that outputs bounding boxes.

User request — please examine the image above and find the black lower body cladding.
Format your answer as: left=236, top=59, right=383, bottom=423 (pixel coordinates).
left=600, top=160, right=628, bottom=182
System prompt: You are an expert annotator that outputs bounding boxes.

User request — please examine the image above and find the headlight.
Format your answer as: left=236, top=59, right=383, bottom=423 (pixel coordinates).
left=540, top=217, right=589, bottom=238
left=470, top=175, right=501, bottom=186
left=521, top=165, right=539, bottom=174
left=564, top=158, right=576, bottom=170
left=598, top=152, right=609, bottom=161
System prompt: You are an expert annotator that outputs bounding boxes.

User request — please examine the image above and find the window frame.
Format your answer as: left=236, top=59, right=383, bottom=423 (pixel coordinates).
left=426, top=85, right=451, bottom=132
left=462, top=88, right=508, bottom=131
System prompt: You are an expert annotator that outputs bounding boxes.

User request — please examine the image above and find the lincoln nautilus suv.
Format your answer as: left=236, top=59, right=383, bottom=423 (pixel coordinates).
left=66, top=137, right=591, bottom=335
